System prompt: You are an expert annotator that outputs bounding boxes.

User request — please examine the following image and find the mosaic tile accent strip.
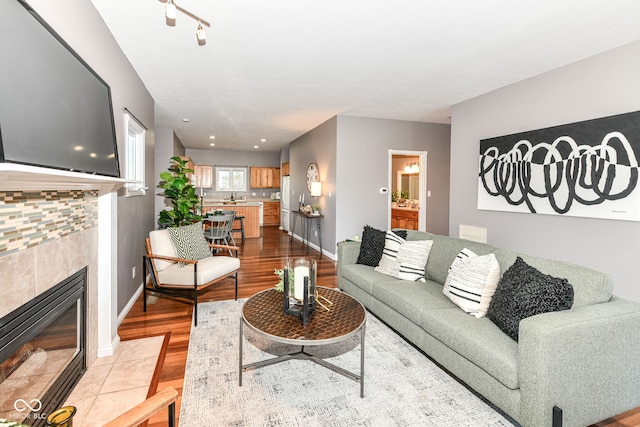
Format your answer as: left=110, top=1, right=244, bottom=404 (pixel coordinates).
left=0, top=190, right=98, bottom=256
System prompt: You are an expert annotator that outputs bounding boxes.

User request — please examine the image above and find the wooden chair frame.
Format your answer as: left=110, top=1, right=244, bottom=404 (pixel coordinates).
left=143, top=238, right=239, bottom=326
left=104, top=386, right=178, bottom=427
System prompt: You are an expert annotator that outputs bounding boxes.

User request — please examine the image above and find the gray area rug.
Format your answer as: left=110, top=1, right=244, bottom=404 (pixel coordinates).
left=180, top=298, right=517, bottom=426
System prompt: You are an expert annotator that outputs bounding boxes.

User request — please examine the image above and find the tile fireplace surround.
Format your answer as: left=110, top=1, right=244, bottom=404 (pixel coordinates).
left=0, top=164, right=125, bottom=370
left=0, top=190, right=99, bottom=367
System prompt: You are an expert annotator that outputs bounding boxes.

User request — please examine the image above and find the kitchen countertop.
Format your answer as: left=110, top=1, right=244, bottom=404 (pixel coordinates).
left=392, top=202, right=419, bottom=212
left=203, top=199, right=280, bottom=206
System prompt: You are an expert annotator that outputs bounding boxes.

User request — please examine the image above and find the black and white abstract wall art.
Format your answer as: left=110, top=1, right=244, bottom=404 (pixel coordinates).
left=478, top=110, right=640, bottom=221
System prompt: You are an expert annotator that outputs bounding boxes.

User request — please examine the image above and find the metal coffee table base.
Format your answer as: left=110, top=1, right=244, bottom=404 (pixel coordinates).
left=239, top=320, right=366, bottom=398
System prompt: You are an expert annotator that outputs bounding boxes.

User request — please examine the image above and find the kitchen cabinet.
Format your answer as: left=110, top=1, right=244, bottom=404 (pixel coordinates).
left=250, top=167, right=281, bottom=188
left=281, top=161, right=290, bottom=176
left=263, top=201, right=280, bottom=226
left=391, top=209, right=418, bottom=230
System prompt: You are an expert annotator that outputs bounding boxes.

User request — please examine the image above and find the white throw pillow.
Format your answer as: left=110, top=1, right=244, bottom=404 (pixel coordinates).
left=443, top=248, right=500, bottom=318
left=397, top=240, right=433, bottom=282
left=375, top=231, right=432, bottom=282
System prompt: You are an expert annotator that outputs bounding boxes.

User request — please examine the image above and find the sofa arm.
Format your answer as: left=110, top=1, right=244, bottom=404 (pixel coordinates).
left=337, top=241, right=360, bottom=263
left=337, top=241, right=361, bottom=275
left=518, top=297, right=640, bottom=427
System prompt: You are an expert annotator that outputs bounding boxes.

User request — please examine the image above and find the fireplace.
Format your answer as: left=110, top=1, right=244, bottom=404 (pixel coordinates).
left=0, top=268, right=86, bottom=426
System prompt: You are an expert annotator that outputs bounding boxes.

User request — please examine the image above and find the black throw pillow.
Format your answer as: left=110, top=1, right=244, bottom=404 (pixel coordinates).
left=356, top=225, right=407, bottom=267
left=486, top=256, right=574, bottom=341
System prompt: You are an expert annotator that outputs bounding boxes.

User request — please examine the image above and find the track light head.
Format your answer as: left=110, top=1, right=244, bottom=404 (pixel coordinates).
left=165, top=0, right=176, bottom=26
left=196, top=22, right=206, bottom=46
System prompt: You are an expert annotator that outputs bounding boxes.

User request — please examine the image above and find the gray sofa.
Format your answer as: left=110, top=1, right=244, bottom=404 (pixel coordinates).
left=337, top=229, right=640, bottom=427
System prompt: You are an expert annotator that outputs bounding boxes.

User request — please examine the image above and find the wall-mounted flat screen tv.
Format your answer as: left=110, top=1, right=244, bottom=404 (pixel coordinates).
left=0, top=0, right=120, bottom=177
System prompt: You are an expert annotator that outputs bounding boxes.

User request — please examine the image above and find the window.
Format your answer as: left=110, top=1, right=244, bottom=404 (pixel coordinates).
left=215, top=166, right=247, bottom=192
left=124, top=112, right=146, bottom=196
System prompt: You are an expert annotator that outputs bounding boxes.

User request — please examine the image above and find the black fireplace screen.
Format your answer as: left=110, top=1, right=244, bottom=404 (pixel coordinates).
left=0, top=267, right=86, bottom=426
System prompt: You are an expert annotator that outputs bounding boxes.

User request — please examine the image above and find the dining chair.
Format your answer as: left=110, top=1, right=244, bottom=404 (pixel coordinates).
left=204, top=213, right=235, bottom=251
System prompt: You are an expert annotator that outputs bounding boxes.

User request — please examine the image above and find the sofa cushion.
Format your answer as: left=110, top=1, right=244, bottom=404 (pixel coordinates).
left=492, top=249, right=613, bottom=308
left=340, top=264, right=390, bottom=295
left=372, top=279, right=455, bottom=327
left=443, top=248, right=500, bottom=318
left=487, top=257, right=574, bottom=341
left=356, top=225, right=407, bottom=266
left=419, top=307, right=520, bottom=390
left=157, top=255, right=239, bottom=287
left=167, top=222, right=211, bottom=266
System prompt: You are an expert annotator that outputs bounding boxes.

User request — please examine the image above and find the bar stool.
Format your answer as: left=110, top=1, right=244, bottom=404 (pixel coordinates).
left=232, top=215, right=245, bottom=241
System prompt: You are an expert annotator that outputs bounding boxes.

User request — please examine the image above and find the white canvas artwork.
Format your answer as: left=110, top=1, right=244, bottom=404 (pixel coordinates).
left=478, top=111, right=640, bottom=221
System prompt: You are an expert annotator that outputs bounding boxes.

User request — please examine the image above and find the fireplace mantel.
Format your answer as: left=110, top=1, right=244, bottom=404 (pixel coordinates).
left=0, top=162, right=126, bottom=358
left=0, top=163, right=127, bottom=193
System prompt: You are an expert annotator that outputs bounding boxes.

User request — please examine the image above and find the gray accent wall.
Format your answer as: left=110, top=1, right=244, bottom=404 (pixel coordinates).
left=29, top=0, right=156, bottom=314
left=450, top=40, right=640, bottom=302
left=289, top=115, right=451, bottom=258
left=336, top=116, right=451, bottom=242
left=289, top=117, right=338, bottom=256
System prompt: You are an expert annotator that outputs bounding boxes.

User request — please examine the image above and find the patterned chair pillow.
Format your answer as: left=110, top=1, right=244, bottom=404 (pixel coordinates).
left=167, top=222, right=211, bottom=267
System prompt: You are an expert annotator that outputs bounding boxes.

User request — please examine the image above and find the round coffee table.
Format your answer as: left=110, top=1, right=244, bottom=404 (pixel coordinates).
left=239, top=287, right=366, bottom=397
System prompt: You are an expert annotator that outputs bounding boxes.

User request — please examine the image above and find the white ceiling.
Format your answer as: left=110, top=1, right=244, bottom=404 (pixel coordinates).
left=91, top=0, right=640, bottom=152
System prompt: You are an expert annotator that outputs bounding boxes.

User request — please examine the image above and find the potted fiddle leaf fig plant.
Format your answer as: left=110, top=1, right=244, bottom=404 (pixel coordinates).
left=157, top=156, right=201, bottom=228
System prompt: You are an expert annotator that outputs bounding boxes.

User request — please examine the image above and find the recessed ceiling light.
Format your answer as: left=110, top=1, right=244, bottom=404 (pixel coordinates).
left=210, top=143, right=215, bottom=146
left=254, top=145, right=259, bottom=149
left=209, top=135, right=215, bottom=139
left=182, top=118, right=190, bottom=122
left=261, top=138, right=266, bottom=142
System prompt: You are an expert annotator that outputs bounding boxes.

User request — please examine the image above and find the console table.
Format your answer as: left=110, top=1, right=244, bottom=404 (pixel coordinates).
left=290, top=210, right=323, bottom=256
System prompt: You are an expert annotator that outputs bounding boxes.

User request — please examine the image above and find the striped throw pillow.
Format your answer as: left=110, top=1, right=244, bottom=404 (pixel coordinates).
left=375, top=231, right=432, bottom=281
left=443, top=248, right=500, bottom=318
left=374, top=231, right=406, bottom=276
left=397, top=240, right=433, bottom=282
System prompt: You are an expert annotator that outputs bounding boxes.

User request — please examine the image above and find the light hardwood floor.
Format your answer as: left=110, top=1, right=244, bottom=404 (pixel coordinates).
left=117, top=226, right=635, bottom=427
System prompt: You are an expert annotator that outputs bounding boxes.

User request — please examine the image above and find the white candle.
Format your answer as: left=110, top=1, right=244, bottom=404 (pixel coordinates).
left=294, top=266, right=309, bottom=301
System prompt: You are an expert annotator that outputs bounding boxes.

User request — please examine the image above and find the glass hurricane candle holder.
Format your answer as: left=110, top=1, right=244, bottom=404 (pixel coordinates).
left=283, top=257, right=317, bottom=325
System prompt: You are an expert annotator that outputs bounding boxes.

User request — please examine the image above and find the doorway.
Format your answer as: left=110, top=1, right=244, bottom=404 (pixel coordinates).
left=388, top=150, right=428, bottom=231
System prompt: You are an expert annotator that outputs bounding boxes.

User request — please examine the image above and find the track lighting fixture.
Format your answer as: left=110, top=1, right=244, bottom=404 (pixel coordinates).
left=165, top=0, right=177, bottom=26
left=196, top=21, right=206, bottom=46
left=160, top=0, right=210, bottom=46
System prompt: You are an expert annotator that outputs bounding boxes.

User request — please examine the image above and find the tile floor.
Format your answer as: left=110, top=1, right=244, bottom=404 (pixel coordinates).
left=63, top=335, right=164, bottom=427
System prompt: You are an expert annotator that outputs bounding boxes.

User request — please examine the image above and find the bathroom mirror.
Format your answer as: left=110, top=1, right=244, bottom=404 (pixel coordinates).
left=397, top=172, right=419, bottom=200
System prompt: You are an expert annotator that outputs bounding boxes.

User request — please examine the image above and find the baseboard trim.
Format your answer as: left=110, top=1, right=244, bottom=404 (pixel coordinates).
left=118, top=281, right=144, bottom=326
left=290, top=232, right=336, bottom=260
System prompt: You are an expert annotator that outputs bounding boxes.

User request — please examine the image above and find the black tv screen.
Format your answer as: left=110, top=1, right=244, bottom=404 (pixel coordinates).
left=0, top=0, right=120, bottom=177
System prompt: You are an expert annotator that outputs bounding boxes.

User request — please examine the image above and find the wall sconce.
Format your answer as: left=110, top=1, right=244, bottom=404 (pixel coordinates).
left=310, top=181, right=322, bottom=197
